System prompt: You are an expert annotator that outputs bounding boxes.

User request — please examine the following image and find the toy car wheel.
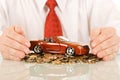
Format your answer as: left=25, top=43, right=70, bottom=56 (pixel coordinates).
left=34, top=45, right=43, bottom=54
left=65, top=47, right=75, bottom=56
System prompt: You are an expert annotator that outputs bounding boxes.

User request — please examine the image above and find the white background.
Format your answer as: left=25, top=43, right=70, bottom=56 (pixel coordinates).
left=113, top=0, right=120, bottom=11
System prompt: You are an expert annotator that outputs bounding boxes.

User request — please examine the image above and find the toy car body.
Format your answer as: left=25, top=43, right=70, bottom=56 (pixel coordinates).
left=30, top=36, right=89, bottom=56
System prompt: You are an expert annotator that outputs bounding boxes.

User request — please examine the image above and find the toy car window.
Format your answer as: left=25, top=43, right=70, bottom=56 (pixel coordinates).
left=57, top=36, right=69, bottom=42
left=49, top=38, right=54, bottom=43
left=44, top=38, right=54, bottom=43
left=44, top=38, right=50, bottom=42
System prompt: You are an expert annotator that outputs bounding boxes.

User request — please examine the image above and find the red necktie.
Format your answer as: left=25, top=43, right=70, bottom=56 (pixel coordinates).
left=44, top=0, right=63, bottom=38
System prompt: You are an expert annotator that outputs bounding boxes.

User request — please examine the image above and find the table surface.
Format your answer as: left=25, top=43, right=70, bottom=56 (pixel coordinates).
left=0, top=54, right=120, bottom=80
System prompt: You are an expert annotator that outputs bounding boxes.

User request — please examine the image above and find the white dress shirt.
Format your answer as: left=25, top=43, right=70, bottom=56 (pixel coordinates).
left=0, top=0, right=120, bottom=45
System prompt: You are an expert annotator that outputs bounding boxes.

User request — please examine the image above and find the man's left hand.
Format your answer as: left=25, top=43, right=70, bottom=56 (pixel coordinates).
left=90, top=27, right=120, bottom=61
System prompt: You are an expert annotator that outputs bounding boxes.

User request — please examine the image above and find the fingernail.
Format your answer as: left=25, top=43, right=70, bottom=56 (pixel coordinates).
left=25, top=41, right=30, bottom=47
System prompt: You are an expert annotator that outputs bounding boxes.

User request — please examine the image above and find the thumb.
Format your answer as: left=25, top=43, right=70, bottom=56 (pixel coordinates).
left=90, top=28, right=101, bottom=41
left=14, top=26, right=25, bottom=36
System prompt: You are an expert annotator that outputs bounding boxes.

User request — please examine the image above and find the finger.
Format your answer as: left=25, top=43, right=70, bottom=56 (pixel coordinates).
left=2, top=37, right=30, bottom=54
left=103, top=53, right=116, bottom=61
left=97, top=44, right=119, bottom=58
left=0, top=44, right=26, bottom=59
left=91, top=27, right=116, bottom=48
left=5, top=28, right=30, bottom=47
left=92, top=35, right=119, bottom=54
left=90, top=28, right=101, bottom=41
left=101, top=27, right=116, bottom=39
left=14, top=26, right=25, bottom=36
left=2, top=52, right=21, bottom=61
left=9, top=55, right=21, bottom=61
left=99, top=35, right=119, bottom=50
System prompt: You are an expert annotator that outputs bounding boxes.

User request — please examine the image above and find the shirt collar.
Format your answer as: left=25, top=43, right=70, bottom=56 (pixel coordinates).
left=39, top=0, right=67, bottom=12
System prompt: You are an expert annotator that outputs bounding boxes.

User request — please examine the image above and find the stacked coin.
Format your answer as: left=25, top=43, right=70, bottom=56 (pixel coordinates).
left=23, top=53, right=102, bottom=64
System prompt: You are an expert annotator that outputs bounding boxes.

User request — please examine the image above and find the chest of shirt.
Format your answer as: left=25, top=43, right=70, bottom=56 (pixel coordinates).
left=4, top=0, right=90, bottom=42
left=7, top=0, right=81, bottom=26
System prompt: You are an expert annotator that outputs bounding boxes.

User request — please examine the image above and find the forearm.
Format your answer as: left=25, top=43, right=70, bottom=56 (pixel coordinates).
left=89, top=0, right=120, bottom=60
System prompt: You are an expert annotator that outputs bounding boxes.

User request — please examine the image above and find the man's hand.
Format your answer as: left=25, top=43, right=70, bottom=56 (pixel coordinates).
left=0, top=26, right=30, bottom=61
left=90, top=27, right=120, bottom=61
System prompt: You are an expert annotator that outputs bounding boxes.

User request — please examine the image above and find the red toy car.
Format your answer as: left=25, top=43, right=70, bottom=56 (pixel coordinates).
left=30, top=36, right=89, bottom=56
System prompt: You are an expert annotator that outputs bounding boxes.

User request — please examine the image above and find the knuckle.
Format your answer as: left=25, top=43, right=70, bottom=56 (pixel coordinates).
left=20, top=38, right=26, bottom=44
left=15, top=43, right=22, bottom=49
left=6, top=30, right=15, bottom=38
left=99, top=43, right=105, bottom=50
left=14, top=42, right=27, bottom=53
left=99, top=34, right=105, bottom=41
left=9, top=49, right=16, bottom=56
left=14, top=42, right=25, bottom=51
left=95, top=35, right=104, bottom=45
left=100, top=40, right=109, bottom=49
left=16, top=36, right=26, bottom=44
left=19, top=45, right=26, bottom=52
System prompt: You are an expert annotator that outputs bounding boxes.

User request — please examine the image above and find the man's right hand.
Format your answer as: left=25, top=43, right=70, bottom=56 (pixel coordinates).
left=0, top=26, right=30, bottom=61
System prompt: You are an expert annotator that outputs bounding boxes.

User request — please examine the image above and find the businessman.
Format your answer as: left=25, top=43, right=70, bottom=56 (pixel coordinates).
left=0, top=0, right=120, bottom=61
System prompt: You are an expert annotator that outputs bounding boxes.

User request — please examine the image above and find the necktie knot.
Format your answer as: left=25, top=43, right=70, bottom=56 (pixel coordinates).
left=46, top=0, right=57, bottom=9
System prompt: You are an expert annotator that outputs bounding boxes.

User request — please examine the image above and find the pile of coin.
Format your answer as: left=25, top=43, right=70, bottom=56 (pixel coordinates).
left=23, top=53, right=102, bottom=64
